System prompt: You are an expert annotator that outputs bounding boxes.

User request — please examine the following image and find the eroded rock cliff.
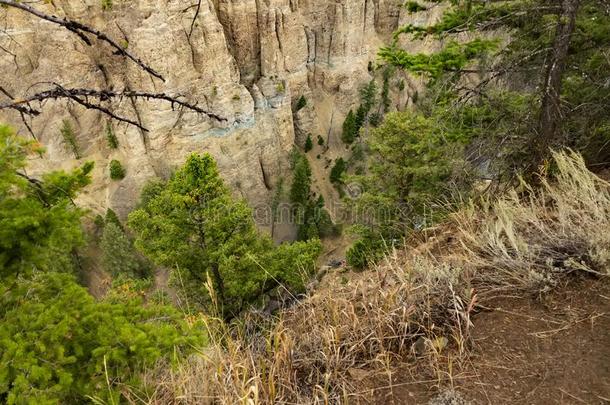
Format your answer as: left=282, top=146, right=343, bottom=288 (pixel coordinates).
left=0, top=0, right=404, bottom=233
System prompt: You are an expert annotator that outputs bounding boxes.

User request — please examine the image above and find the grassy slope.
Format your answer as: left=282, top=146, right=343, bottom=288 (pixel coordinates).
left=132, top=151, right=610, bottom=404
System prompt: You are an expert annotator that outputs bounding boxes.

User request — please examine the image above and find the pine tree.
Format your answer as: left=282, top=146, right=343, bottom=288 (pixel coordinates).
left=354, top=105, right=367, bottom=133
left=0, top=272, right=202, bottom=403
left=290, top=154, right=312, bottom=207
left=360, top=80, right=377, bottom=114
left=0, top=125, right=92, bottom=279
left=101, top=222, right=150, bottom=278
left=0, top=126, right=197, bottom=403
left=60, top=119, right=80, bottom=158
left=330, top=157, right=348, bottom=184
left=105, top=208, right=123, bottom=230
left=290, top=154, right=336, bottom=240
left=295, top=95, right=307, bottom=111
left=380, top=0, right=610, bottom=169
left=129, top=153, right=321, bottom=316
left=109, top=159, right=126, bottom=180
left=341, top=110, right=357, bottom=144
left=105, top=122, right=119, bottom=149
left=304, top=134, right=313, bottom=152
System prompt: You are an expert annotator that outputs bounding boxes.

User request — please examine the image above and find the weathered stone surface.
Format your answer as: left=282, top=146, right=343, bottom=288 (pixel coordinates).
left=0, top=0, right=407, bottom=228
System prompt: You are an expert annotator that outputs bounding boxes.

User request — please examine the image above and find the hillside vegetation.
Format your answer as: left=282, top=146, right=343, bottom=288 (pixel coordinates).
left=0, top=0, right=609, bottom=403
left=139, top=150, right=610, bottom=403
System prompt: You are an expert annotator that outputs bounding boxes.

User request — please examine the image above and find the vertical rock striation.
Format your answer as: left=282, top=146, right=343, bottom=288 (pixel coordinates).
left=0, top=0, right=403, bottom=224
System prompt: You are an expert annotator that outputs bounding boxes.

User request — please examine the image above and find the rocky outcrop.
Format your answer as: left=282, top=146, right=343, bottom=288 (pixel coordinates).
left=0, top=0, right=404, bottom=232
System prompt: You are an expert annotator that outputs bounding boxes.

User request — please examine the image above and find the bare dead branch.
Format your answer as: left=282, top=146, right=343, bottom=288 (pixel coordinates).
left=0, top=85, right=39, bottom=115
left=18, top=111, right=37, bottom=140
left=65, top=92, right=147, bottom=131
left=188, top=0, right=202, bottom=39
left=0, top=84, right=226, bottom=131
left=0, top=0, right=165, bottom=81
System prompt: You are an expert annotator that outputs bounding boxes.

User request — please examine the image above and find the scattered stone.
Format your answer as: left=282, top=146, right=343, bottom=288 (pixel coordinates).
left=428, top=389, right=470, bottom=405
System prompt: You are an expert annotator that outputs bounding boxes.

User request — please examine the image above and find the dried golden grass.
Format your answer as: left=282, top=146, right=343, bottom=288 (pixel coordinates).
left=455, top=150, right=610, bottom=292
left=136, top=253, right=473, bottom=404
left=134, top=150, right=609, bottom=404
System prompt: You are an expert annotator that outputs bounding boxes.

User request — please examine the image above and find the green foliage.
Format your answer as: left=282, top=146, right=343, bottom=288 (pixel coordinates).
left=405, top=1, right=426, bottom=13
left=369, top=113, right=381, bottom=127
left=381, top=66, right=393, bottom=112
left=354, top=105, right=367, bottom=131
left=0, top=126, right=202, bottom=404
left=94, top=214, right=105, bottom=230
left=343, top=80, right=380, bottom=145
left=380, top=39, right=497, bottom=79
left=330, top=157, right=347, bottom=184
left=137, top=179, right=166, bottom=208
left=105, top=208, right=123, bottom=230
left=0, top=125, right=92, bottom=279
left=263, top=239, right=323, bottom=290
left=295, top=95, right=307, bottom=111
left=367, top=112, right=454, bottom=211
left=346, top=234, right=386, bottom=269
left=342, top=110, right=358, bottom=144
left=317, top=135, right=325, bottom=146
left=105, top=122, right=118, bottom=149
left=346, top=111, right=465, bottom=245
left=304, top=134, right=313, bottom=152
left=295, top=195, right=338, bottom=240
left=384, top=0, right=610, bottom=167
left=0, top=272, right=202, bottom=404
left=101, top=222, right=151, bottom=278
left=109, top=159, right=126, bottom=180
left=349, top=143, right=366, bottom=164
left=290, top=153, right=336, bottom=240
left=129, top=153, right=321, bottom=316
left=106, top=274, right=153, bottom=299
left=360, top=80, right=378, bottom=114
left=101, top=0, right=112, bottom=10
left=290, top=153, right=312, bottom=207
left=60, top=119, right=80, bottom=159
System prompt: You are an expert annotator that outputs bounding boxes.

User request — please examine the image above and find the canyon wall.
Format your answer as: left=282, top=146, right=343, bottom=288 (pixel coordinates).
left=0, top=0, right=404, bottom=233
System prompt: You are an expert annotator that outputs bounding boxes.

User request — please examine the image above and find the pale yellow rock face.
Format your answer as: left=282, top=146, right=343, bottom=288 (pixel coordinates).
left=0, top=0, right=404, bottom=229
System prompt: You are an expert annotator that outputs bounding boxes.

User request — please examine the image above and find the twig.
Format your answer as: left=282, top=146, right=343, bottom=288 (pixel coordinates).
left=559, top=388, right=587, bottom=404
left=528, top=312, right=606, bottom=338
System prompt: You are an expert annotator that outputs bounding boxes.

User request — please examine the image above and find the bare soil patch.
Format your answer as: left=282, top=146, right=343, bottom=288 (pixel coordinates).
left=369, top=277, right=610, bottom=404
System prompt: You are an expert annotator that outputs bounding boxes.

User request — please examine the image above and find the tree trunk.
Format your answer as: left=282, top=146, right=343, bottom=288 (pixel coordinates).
left=210, top=263, right=225, bottom=312
left=535, top=0, right=580, bottom=162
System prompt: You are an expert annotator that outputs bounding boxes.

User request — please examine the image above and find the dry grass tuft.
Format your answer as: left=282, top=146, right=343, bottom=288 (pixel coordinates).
left=139, top=253, right=475, bottom=404
left=456, top=150, right=610, bottom=292
left=134, top=150, right=609, bottom=404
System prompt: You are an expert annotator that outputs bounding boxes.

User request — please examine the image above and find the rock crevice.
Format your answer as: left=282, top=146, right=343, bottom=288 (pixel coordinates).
left=0, top=0, right=404, bottom=228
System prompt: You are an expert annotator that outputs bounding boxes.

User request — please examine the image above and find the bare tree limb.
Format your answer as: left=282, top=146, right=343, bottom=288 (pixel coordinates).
left=0, top=85, right=40, bottom=115
left=0, top=84, right=226, bottom=131
left=188, top=0, right=202, bottom=39
left=66, top=92, right=147, bottom=131
left=535, top=0, right=580, bottom=160
left=18, top=111, right=38, bottom=140
left=0, top=0, right=165, bottom=81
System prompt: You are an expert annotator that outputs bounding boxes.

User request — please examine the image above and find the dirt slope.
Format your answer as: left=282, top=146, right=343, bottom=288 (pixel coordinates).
left=370, top=278, right=610, bottom=404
